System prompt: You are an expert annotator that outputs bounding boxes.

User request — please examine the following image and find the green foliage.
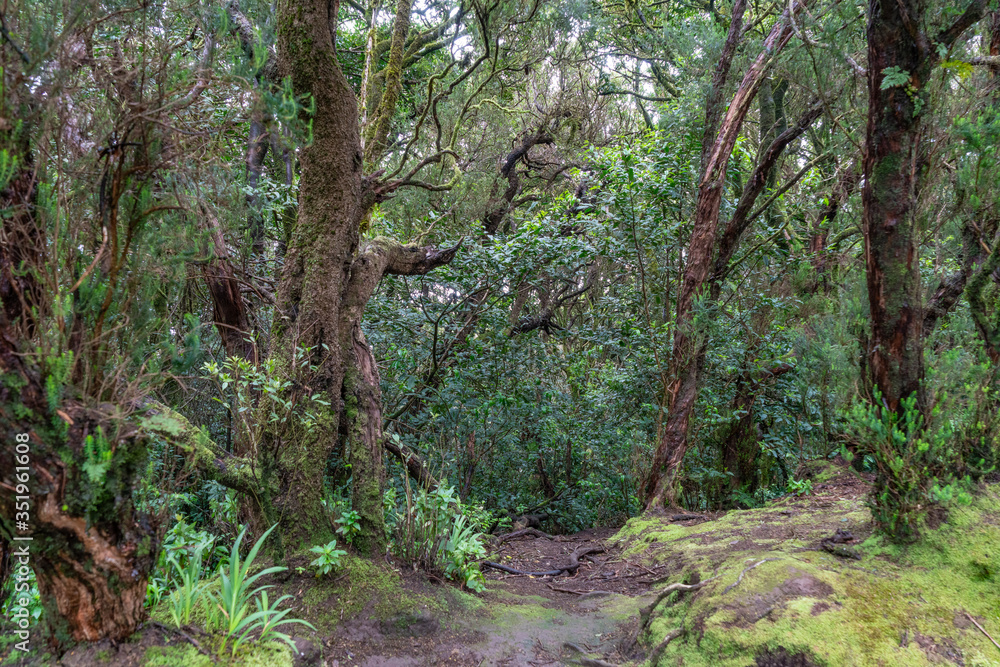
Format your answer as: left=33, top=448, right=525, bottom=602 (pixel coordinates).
left=880, top=66, right=911, bottom=90
left=202, top=348, right=332, bottom=452
left=787, top=478, right=813, bottom=497
left=846, top=391, right=971, bottom=542
left=387, top=484, right=487, bottom=592
left=308, top=539, right=347, bottom=577
left=441, top=515, right=487, bottom=592
left=334, top=510, right=362, bottom=545
left=209, top=524, right=315, bottom=656
left=147, top=516, right=228, bottom=609
left=167, top=540, right=208, bottom=627
left=81, top=427, right=113, bottom=484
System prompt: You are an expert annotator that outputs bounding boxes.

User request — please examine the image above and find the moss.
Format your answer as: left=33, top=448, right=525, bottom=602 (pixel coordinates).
left=797, top=459, right=848, bottom=484
left=144, top=645, right=213, bottom=667
left=624, top=485, right=1000, bottom=666
left=293, top=555, right=444, bottom=632
left=142, top=641, right=292, bottom=667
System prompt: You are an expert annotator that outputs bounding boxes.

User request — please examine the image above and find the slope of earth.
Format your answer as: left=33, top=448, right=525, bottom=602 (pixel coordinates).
left=12, top=460, right=1000, bottom=667
left=619, top=461, right=1000, bottom=667
left=311, top=527, right=656, bottom=666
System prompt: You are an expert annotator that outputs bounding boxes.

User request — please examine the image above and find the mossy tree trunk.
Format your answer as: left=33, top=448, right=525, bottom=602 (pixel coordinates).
left=861, top=0, right=988, bottom=414
left=0, top=324, right=157, bottom=649
left=251, top=0, right=459, bottom=556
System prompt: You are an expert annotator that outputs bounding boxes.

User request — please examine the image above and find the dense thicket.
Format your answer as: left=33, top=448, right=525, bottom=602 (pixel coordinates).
left=0, top=0, right=998, bottom=653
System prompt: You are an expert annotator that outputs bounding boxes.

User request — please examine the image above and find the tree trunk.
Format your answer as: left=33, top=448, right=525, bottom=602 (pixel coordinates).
left=862, top=0, right=988, bottom=413
left=643, top=1, right=809, bottom=510
left=0, top=324, right=156, bottom=649
left=263, top=0, right=368, bottom=553
left=260, top=0, right=461, bottom=555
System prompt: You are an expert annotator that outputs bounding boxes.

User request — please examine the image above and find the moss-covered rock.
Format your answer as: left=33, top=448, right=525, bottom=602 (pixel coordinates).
left=616, top=475, right=1000, bottom=667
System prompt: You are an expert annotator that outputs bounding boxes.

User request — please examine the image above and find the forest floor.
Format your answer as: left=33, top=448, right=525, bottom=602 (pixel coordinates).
left=23, top=459, right=1000, bottom=667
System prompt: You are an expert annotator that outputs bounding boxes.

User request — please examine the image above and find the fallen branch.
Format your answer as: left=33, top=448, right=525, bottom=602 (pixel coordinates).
left=722, top=558, right=780, bottom=594
left=497, top=527, right=554, bottom=543
left=966, top=612, right=1000, bottom=653
left=481, top=545, right=604, bottom=577
left=670, top=514, right=705, bottom=522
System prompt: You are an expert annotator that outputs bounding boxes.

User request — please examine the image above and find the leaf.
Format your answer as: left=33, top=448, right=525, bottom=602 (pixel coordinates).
left=880, top=66, right=910, bottom=90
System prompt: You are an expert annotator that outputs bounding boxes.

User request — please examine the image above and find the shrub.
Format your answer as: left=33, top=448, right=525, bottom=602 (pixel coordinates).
left=210, top=524, right=315, bottom=656
left=846, top=391, right=969, bottom=542
left=334, top=510, right=362, bottom=545
left=388, top=482, right=488, bottom=592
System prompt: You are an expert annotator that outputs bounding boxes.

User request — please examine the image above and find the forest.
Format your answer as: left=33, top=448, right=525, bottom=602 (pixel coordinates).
left=1, top=0, right=999, bottom=664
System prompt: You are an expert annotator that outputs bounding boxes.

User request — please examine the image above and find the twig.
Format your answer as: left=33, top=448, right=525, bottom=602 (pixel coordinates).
left=0, top=10, right=30, bottom=64
left=723, top=558, right=781, bottom=594
left=548, top=584, right=587, bottom=595
left=966, top=612, right=1000, bottom=653
left=647, top=628, right=684, bottom=666
left=151, top=622, right=210, bottom=656
left=547, top=584, right=614, bottom=596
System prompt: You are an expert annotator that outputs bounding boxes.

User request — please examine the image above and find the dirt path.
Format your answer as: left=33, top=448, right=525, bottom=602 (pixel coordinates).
left=46, top=460, right=897, bottom=667
left=322, top=526, right=713, bottom=666
left=321, top=462, right=876, bottom=667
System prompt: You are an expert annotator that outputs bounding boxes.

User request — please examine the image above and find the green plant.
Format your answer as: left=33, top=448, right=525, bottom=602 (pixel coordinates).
left=334, top=510, right=362, bottom=545
left=202, top=349, right=331, bottom=454
left=309, top=539, right=347, bottom=577
left=787, top=478, right=813, bottom=497
left=388, top=482, right=488, bottom=591
left=146, top=577, right=167, bottom=609
left=442, top=515, right=487, bottom=592
left=82, top=427, right=113, bottom=484
left=167, top=540, right=207, bottom=627
left=846, top=391, right=969, bottom=542
left=210, top=524, right=315, bottom=656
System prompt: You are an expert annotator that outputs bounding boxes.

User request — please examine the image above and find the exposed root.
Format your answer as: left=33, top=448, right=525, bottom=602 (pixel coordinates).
left=722, top=558, right=780, bottom=594
left=496, top=527, right=554, bottom=543
left=638, top=576, right=717, bottom=633
left=647, top=627, right=684, bottom=666
left=150, top=622, right=210, bottom=656
left=482, top=545, right=603, bottom=577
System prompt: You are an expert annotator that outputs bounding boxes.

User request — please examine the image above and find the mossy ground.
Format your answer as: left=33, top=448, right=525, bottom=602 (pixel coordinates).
left=618, top=463, right=1000, bottom=667
left=14, top=461, right=1000, bottom=666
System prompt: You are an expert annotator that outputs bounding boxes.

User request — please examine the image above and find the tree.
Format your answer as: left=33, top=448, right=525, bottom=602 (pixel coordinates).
left=861, top=0, right=988, bottom=416
left=642, top=0, right=819, bottom=510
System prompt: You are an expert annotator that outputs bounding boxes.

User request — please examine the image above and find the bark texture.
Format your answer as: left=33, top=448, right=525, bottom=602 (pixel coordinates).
left=249, top=0, right=460, bottom=555
left=0, top=323, right=156, bottom=649
left=862, top=0, right=988, bottom=412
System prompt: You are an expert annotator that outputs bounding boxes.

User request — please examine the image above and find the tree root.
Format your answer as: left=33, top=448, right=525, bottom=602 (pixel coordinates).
left=150, top=622, right=210, bottom=657
left=496, top=527, right=554, bottom=543
left=481, top=545, right=603, bottom=577
left=722, top=558, right=780, bottom=594
left=638, top=576, right=717, bottom=633
left=647, top=628, right=684, bottom=666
